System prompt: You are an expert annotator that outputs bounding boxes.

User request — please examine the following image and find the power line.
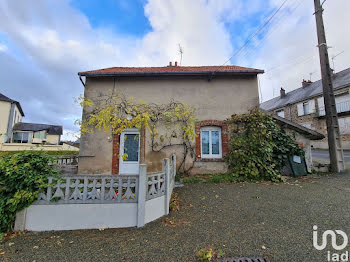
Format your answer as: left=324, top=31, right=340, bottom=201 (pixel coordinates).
left=240, top=0, right=303, bottom=59
left=264, top=52, right=316, bottom=74
left=223, top=0, right=290, bottom=65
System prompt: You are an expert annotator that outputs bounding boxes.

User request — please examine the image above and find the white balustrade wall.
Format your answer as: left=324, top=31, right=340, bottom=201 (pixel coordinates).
left=14, top=155, right=176, bottom=231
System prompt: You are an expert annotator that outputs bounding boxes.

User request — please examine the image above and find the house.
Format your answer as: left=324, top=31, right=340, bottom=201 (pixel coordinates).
left=77, top=63, right=324, bottom=176
left=11, top=122, right=62, bottom=145
left=260, top=67, right=350, bottom=149
left=77, top=63, right=264, bottom=175
left=0, top=92, right=78, bottom=152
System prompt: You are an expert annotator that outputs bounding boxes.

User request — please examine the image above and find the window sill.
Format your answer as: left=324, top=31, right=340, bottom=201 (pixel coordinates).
left=196, top=158, right=225, bottom=162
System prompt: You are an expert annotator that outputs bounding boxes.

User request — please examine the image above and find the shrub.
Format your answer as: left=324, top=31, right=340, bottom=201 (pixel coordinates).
left=0, top=150, right=79, bottom=157
left=226, top=109, right=304, bottom=182
left=0, top=151, right=59, bottom=232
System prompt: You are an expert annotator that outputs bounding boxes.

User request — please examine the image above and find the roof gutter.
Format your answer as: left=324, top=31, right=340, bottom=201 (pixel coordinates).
left=78, top=70, right=264, bottom=77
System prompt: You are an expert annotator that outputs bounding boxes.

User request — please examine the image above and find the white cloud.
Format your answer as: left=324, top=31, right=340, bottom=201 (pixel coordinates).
left=0, top=0, right=349, bottom=135
left=62, top=129, right=80, bottom=142
left=0, top=43, right=7, bottom=52
left=240, top=0, right=350, bottom=102
left=0, top=0, right=239, bottom=133
left=135, top=0, right=234, bottom=66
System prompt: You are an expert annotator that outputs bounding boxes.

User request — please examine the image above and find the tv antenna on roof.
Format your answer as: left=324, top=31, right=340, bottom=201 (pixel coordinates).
left=331, top=51, right=344, bottom=72
left=178, top=44, right=184, bottom=66
left=309, top=71, right=317, bottom=81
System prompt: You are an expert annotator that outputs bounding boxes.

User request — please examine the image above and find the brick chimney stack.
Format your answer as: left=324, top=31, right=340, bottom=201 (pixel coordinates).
left=302, top=79, right=312, bottom=88
left=280, top=87, right=286, bottom=98
left=175, top=61, right=178, bottom=66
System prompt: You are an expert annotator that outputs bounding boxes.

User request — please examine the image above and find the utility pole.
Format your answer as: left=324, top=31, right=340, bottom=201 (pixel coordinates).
left=314, top=0, right=344, bottom=173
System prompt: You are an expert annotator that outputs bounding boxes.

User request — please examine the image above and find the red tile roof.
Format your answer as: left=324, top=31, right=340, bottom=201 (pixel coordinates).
left=78, top=65, right=263, bottom=76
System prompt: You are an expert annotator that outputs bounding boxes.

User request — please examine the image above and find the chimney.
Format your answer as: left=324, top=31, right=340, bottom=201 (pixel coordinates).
left=169, top=61, right=172, bottom=67
left=302, top=79, right=312, bottom=88
left=175, top=61, right=178, bottom=67
left=280, top=87, right=286, bottom=98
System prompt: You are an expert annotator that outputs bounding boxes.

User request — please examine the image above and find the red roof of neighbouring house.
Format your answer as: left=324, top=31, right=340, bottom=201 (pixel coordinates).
left=78, top=65, right=264, bottom=77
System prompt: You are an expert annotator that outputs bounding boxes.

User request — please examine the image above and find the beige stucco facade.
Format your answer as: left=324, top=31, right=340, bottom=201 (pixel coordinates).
left=0, top=101, right=11, bottom=144
left=46, top=134, right=60, bottom=145
left=12, top=105, right=23, bottom=127
left=0, top=101, right=23, bottom=144
left=79, top=75, right=260, bottom=175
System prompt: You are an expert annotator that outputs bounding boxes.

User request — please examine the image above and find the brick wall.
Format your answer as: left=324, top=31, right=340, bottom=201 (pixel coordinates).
left=111, top=134, right=120, bottom=174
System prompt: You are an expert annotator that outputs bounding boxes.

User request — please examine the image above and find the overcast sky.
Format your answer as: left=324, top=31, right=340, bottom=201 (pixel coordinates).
left=0, top=0, right=349, bottom=140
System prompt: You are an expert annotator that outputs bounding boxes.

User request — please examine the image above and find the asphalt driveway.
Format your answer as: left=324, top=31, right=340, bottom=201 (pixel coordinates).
left=1, top=173, right=350, bottom=262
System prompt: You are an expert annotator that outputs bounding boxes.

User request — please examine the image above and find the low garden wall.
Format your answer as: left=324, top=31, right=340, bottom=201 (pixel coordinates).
left=14, top=155, right=176, bottom=231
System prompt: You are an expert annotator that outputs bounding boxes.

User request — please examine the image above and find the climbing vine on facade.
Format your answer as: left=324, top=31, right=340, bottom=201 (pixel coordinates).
left=226, top=109, right=304, bottom=182
left=77, top=92, right=197, bottom=173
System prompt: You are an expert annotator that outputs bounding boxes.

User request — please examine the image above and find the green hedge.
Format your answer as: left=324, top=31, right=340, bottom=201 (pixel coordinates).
left=0, top=151, right=60, bottom=232
left=0, top=150, right=79, bottom=157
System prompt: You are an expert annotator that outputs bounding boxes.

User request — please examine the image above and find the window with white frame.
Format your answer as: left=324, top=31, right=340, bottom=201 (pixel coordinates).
left=33, top=130, right=46, bottom=140
left=297, top=99, right=315, bottom=116
left=201, top=126, right=222, bottom=158
left=276, top=109, right=285, bottom=118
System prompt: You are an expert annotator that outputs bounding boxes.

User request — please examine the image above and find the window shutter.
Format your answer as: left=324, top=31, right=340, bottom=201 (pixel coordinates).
left=317, top=96, right=324, bottom=109
left=297, top=103, right=304, bottom=116
left=309, top=99, right=316, bottom=113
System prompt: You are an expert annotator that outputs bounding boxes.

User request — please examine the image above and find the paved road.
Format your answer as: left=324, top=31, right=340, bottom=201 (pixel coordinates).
left=312, top=149, right=350, bottom=162
left=1, top=174, right=350, bottom=262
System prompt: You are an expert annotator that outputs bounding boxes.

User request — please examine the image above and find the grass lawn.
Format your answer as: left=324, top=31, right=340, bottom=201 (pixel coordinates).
left=1, top=172, right=350, bottom=261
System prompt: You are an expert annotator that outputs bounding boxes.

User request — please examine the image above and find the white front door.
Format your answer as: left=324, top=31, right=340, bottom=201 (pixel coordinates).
left=119, top=129, right=140, bottom=174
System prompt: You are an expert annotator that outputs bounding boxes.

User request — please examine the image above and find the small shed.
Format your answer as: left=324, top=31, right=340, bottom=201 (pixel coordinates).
left=272, top=115, right=325, bottom=173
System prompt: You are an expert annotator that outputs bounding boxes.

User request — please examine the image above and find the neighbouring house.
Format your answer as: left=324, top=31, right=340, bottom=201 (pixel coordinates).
left=0, top=92, right=78, bottom=152
left=260, top=67, right=350, bottom=149
left=11, top=122, right=62, bottom=145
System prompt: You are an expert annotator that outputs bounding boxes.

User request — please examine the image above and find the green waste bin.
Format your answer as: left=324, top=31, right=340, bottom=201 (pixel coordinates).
left=287, top=155, right=308, bottom=177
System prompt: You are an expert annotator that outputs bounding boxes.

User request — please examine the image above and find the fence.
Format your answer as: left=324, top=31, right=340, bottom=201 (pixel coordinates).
left=14, top=154, right=176, bottom=231
left=52, top=155, right=79, bottom=165
left=51, top=155, right=79, bottom=175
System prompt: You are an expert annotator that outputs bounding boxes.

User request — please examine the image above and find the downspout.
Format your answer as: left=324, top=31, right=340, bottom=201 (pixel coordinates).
left=5, top=103, right=15, bottom=143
